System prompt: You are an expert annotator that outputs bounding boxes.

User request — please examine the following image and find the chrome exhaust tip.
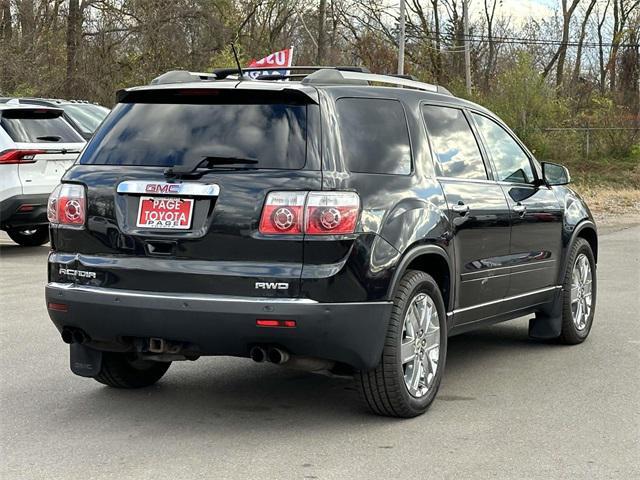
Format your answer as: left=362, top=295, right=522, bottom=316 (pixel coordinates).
left=249, top=346, right=267, bottom=363
left=267, top=347, right=290, bottom=365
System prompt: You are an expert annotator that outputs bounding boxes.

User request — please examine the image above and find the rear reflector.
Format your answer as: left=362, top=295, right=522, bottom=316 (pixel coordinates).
left=0, top=149, right=45, bottom=164
left=256, top=319, right=297, bottom=328
left=47, top=302, right=68, bottom=312
left=18, top=204, right=35, bottom=212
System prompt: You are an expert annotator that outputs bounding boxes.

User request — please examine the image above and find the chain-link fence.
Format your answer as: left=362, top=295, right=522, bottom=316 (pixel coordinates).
left=541, top=127, right=639, bottom=160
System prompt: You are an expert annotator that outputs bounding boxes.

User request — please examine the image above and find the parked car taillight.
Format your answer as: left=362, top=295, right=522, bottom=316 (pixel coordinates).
left=259, top=191, right=360, bottom=235
left=47, top=184, right=86, bottom=227
left=0, top=149, right=45, bottom=164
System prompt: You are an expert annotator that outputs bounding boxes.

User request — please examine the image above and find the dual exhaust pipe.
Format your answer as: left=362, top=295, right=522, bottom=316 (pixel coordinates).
left=61, top=327, right=90, bottom=345
left=250, top=346, right=290, bottom=365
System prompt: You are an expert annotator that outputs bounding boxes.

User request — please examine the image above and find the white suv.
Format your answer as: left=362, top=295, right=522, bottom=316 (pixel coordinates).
left=0, top=104, right=85, bottom=246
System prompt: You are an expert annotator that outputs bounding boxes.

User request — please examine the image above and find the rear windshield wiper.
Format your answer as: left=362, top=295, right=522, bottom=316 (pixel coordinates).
left=164, top=155, right=258, bottom=179
left=36, top=135, right=62, bottom=142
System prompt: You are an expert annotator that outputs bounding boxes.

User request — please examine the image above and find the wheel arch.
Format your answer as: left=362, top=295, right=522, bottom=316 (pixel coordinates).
left=576, top=223, right=598, bottom=264
left=388, top=244, right=454, bottom=312
left=559, top=220, right=598, bottom=284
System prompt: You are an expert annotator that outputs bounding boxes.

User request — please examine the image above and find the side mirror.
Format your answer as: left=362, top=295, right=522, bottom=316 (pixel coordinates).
left=541, top=162, right=570, bottom=186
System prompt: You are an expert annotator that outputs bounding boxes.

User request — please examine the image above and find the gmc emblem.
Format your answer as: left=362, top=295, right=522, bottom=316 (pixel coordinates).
left=145, top=183, right=180, bottom=194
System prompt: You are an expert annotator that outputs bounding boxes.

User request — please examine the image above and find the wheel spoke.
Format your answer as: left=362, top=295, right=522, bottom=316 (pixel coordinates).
left=424, top=346, right=438, bottom=385
left=584, top=292, right=592, bottom=306
left=401, top=339, right=416, bottom=365
left=419, top=299, right=432, bottom=330
left=407, top=302, right=421, bottom=334
left=580, top=257, right=590, bottom=283
left=570, top=285, right=580, bottom=302
left=410, top=357, right=423, bottom=392
left=574, top=300, right=582, bottom=324
left=424, top=327, right=439, bottom=347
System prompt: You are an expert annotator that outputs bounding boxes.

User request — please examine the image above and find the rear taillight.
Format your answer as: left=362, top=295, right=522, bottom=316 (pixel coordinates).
left=259, top=191, right=360, bottom=235
left=259, top=191, right=306, bottom=234
left=305, top=192, right=360, bottom=235
left=0, top=149, right=45, bottom=164
left=47, top=184, right=86, bottom=227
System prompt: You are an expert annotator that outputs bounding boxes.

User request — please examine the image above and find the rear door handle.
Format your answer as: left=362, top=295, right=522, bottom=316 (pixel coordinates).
left=452, top=203, right=470, bottom=214
left=513, top=204, right=527, bottom=214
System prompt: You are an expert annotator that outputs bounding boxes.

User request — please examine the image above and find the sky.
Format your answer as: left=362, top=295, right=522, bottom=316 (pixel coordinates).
left=467, top=0, right=557, bottom=26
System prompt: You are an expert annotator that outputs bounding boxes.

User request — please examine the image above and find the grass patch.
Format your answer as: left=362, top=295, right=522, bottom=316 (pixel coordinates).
left=563, top=156, right=639, bottom=217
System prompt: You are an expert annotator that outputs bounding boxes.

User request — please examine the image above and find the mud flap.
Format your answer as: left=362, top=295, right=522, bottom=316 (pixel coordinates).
left=528, top=288, right=563, bottom=339
left=70, top=344, right=103, bottom=377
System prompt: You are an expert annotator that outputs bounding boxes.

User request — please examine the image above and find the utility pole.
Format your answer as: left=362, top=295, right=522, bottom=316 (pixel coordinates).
left=463, top=0, right=471, bottom=94
left=398, top=0, right=405, bottom=75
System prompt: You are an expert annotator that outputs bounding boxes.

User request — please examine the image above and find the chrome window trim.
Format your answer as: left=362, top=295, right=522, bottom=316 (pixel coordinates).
left=117, top=181, right=220, bottom=197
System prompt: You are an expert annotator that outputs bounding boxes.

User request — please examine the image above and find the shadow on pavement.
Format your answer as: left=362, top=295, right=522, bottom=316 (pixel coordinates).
left=54, top=320, right=552, bottom=430
left=0, top=242, right=50, bottom=258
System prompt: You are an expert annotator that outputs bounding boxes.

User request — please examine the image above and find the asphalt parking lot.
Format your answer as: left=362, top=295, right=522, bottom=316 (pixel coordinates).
left=0, top=226, right=638, bottom=480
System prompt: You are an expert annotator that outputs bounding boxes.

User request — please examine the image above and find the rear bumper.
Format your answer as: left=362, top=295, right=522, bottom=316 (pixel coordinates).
left=0, top=193, right=49, bottom=229
left=45, top=283, right=393, bottom=370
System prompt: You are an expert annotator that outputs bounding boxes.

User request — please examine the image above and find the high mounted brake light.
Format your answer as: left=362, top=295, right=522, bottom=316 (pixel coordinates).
left=259, top=191, right=360, bottom=235
left=0, top=149, right=45, bottom=164
left=47, top=184, right=86, bottom=227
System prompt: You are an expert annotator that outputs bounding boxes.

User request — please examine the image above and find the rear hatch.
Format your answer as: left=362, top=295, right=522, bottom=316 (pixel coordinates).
left=53, top=87, right=321, bottom=298
left=0, top=107, right=85, bottom=195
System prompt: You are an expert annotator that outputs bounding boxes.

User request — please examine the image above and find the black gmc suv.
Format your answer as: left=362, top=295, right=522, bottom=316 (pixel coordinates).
left=45, top=67, right=598, bottom=418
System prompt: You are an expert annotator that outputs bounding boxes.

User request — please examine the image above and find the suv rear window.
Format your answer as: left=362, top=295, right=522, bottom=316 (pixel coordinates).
left=1, top=109, right=84, bottom=143
left=336, top=98, right=411, bottom=175
left=62, top=104, right=110, bottom=135
left=80, top=102, right=307, bottom=169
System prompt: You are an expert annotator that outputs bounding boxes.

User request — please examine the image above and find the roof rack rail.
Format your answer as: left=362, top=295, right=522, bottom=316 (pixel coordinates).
left=149, top=66, right=453, bottom=96
left=302, top=69, right=452, bottom=95
left=151, top=70, right=217, bottom=85
left=211, top=65, right=370, bottom=80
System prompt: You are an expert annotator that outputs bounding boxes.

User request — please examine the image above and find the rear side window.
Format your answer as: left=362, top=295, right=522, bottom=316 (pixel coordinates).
left=422, top=105, right=487, bottom=180
left=80, top=102, right=307, bottom=169
left=0, top=110, right=84, bottom=143
left=336, top=98, right=411, bottom=175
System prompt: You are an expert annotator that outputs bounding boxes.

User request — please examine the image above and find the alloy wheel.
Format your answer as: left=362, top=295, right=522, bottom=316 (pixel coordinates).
left=570, top=253, right=593, bottom=331
left=401, top=292, right=440, bottom=398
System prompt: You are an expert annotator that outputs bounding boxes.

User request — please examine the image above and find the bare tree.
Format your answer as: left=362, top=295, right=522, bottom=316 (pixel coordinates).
left=571, top=0, right=597, bottom=87
left=596, top=0, right=611, bottom=94
left=317, top=0, right=327, bottom=63
left=608, top=0, right=640, bottom=92
left=483, top=0, right=498, bottom=90
left=542, top=0, right=581, bottom=88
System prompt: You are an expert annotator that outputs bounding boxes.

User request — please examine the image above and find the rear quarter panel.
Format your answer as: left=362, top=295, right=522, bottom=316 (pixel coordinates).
left=303, top=88, right=452, bottom=303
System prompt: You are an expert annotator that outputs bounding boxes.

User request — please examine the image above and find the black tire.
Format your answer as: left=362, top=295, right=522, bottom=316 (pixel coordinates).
left=6, top=226, right=49, bottom=246
left=94, top=352, right=171, bottom=388
left=357, top=270, right=447, bottom=418
left=559, top=238, right=597, bottom=345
